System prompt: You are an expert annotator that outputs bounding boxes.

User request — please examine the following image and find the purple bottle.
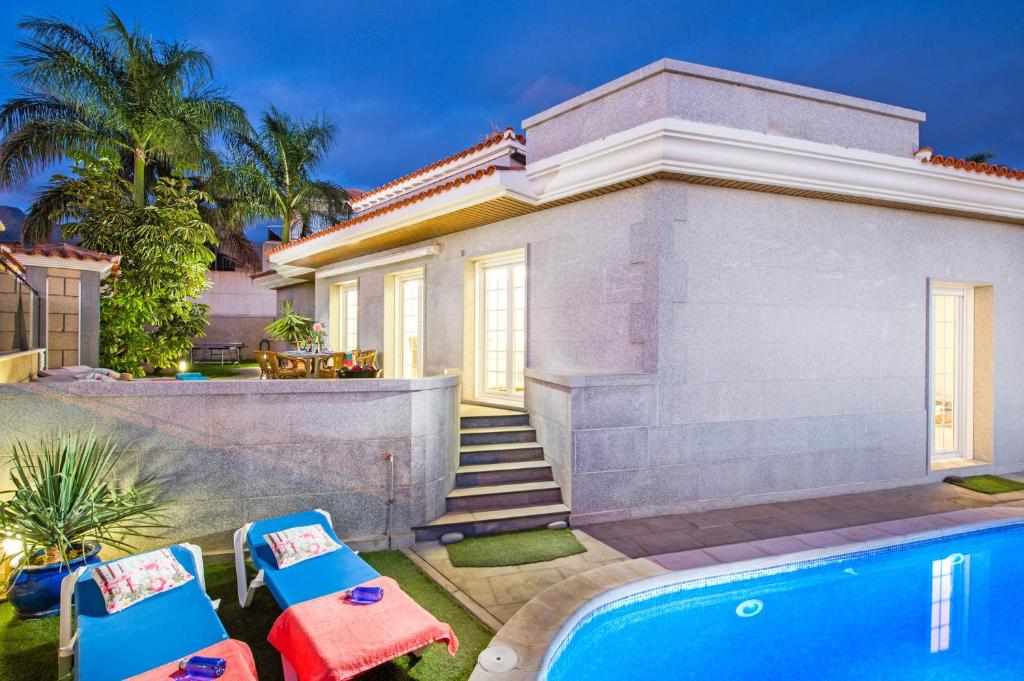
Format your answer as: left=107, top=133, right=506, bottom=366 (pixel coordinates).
left=178, top=656, right=226, bottom=678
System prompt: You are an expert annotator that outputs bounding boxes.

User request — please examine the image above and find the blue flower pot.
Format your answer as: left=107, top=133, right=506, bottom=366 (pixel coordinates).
left=7, top=543, right=101, bottom=618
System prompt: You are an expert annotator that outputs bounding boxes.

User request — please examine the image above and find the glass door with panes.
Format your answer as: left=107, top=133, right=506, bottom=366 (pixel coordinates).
left=476, top=257, right=526, bottom=403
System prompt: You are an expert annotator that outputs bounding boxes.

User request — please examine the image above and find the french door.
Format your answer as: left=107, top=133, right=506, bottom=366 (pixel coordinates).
left=395, top=271, right=424, bottom=378
left=930, top=285, right=973, bottom=462
left=476, top=256, right=526, bottom=402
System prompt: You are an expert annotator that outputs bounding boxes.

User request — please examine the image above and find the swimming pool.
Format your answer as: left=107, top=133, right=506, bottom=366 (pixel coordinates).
left=543, top=520, right=1024, bottom=680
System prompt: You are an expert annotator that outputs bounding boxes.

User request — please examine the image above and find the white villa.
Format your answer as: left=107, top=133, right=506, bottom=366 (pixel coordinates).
left=257, top=59, right=1024, bottom=539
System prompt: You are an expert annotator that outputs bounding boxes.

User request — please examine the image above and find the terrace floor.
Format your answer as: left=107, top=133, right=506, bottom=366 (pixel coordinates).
left=584, top=478, right=1021, bottom=560
left=418, top=475, right=1024, bottom=627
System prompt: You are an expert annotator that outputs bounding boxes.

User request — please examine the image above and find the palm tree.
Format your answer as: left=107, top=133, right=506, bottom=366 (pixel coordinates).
left=0, top=10, right=248, bottom=240
left=226, top=106, right=351, bottom=243
left=965, top=151, right=997, bottom=164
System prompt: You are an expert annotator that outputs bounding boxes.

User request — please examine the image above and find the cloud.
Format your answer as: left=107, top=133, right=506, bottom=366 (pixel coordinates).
left=514, top=76, right=583, bottom=110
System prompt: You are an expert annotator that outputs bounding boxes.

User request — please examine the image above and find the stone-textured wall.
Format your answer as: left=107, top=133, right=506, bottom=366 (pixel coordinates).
left=523, top=59, right=922, bottom=161
left=543, top=181, right=1024, bottom=524
left=0, top=376, right=459, bottom=554
left=45, top=267, right=81, bottom=368
left=314, top=183, right=662, bottom=381
left=297, top=177, right=1024, bottom=524
left=0, top=271, right=33, bottom=352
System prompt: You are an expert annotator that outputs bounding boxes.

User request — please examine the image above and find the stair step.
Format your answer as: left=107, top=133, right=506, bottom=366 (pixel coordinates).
left=460, top=425, right=537, bottom=446
left=446, top=480, right=562, bottom=512
left=459, top=442, right=544, bottom=465
left=413, top=504, right=571, bottom=542
left=460, top=413, right=531, bottom=429
left=456, top=460, right=553, bottom=486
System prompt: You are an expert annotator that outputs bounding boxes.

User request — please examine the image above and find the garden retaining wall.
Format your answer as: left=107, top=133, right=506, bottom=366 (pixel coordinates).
left=0, top=375, right=459, bottom=555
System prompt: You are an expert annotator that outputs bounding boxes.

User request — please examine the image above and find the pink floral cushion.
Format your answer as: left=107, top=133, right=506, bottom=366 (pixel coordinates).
left=263, top=524, right=341, bottom=569
left=91, top=548, right=195, bottom=614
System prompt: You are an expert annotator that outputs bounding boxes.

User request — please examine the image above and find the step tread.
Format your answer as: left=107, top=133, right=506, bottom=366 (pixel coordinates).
left=459, top=425, right=535, bottom=435
left=456, top=460, right=552, bottom=474
left=459, top=441, right=541, bottom=453
left=447, top=480, right=560, bottom=498
left=459, top=404, right=526, bottom=418
left=418, top=503, right=571, bottom=527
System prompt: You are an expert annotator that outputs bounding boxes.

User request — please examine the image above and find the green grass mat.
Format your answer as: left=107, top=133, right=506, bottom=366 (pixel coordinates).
left=447, top=528, right=586, bottom=567
left=195, top=361, right=260, bottom=379
left=945, top=474, right=1024, bottom=494
left=0, top=550, right=492, bottom=681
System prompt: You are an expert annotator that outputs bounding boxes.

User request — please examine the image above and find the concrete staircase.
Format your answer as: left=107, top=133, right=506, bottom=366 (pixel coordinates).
left=412, top=405, right=570, bottom=542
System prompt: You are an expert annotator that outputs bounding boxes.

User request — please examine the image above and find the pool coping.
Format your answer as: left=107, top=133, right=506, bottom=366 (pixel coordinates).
left=467, top=505, right=1024, bottom=681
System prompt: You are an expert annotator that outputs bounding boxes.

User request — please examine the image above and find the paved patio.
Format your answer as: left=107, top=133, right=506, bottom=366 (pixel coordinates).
left=416, top=475, right=1024, bottom=633
left=583, top=478, right=1022, bottom=559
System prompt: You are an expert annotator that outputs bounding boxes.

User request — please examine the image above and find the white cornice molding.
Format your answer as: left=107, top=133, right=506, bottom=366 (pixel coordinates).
left=526, top=118, right=1024, bottom=221
left=13, top=254, right=116, bottom=277
left=315, top=244, right=441, bottom=279
left=271, top=171, right=534, bottom=266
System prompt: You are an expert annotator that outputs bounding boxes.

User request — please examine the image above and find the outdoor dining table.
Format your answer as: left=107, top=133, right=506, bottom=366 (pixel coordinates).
left=280, top=350, right=333, bottom=377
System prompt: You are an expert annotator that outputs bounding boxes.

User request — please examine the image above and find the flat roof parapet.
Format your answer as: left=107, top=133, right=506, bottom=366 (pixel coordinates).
left=523, top=58, right=926, bottom=161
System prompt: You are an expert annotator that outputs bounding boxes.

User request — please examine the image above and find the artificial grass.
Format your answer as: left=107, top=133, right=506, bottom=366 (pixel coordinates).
left=946, top=474, right=1024, bottom=495
left=447, top=528, right=587, bottom=567
left=0, top=550, right=493, bottom=681
left=194, top=360, right=260, bottom=379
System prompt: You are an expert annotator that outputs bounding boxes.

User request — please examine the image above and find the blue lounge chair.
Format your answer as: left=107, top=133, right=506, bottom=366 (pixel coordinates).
left=57, top=543, right=243, bottom=681
left=232, top=508, right=379, bottom=610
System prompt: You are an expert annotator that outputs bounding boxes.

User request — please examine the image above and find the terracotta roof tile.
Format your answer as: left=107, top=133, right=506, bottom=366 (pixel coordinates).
left=7, top=242, right=122, bottom=263
left=920, top=151, right=1024, bottom=180
left=267, top=165, right=514, bottom=255
left=352, top=127, right=525, bottom=206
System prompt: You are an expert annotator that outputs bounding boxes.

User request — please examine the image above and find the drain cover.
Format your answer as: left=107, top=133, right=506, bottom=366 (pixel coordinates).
left=478, top=645, right=519, bottom=673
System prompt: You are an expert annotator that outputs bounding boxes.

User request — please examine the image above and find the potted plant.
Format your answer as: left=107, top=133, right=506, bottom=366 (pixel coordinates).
left=0, top=431, right=168, bottom=618
left=265, top=300, right=314, bottom=350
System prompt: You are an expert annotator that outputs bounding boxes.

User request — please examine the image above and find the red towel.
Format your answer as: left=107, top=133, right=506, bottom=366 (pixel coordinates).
left=267, top=576, right=459, bottom=681
left=125, top=639, right=258, bottom=680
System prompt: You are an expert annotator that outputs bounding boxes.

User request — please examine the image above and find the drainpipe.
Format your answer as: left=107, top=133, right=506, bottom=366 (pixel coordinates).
left=383, top=451, right=395, bottom=549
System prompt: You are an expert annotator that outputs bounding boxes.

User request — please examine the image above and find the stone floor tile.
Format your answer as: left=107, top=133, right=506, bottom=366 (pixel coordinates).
left=488, top=568, right=565, bottom=605
left=651, top=549, right=721, bottom=571
left=686, top=523, right=758, bottom=547
left=732, top=517, right=804, bottom=540
left=747, top=535, right=816, bottom=556
left=702, top=542, right=770, bottom=563
left=834, top=525, right=894, bottom=542
left=792, top=530, right=851, bottom=548
left=633, top=529, right=705, bottom=555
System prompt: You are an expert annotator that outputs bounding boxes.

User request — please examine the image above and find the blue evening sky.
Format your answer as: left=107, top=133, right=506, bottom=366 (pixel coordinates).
left=1, top=1, right=1021, bottom=216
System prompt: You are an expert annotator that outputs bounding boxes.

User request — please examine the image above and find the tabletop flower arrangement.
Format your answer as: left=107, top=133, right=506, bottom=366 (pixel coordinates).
left=310, top=323, right=326, bottom=353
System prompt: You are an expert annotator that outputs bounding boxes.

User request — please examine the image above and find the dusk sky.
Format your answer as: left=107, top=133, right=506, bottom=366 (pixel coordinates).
left=1, top=1, right=1022, bottom=217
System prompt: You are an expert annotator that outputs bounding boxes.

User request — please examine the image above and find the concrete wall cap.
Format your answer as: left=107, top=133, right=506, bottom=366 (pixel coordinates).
left=523, top=368, right=658, bottom=388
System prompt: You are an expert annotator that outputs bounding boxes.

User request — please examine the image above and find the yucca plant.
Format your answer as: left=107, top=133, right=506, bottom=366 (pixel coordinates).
left=0, top=430, right=168, bottom=571
left=265, top=299, right=314, bottom=348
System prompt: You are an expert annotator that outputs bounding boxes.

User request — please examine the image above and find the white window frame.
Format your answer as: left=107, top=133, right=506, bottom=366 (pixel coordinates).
left=474, top=252, right=527, bottom=404
left=393, top=269, right=425, bottom=378
left=929, top=282, right=974, bottom=463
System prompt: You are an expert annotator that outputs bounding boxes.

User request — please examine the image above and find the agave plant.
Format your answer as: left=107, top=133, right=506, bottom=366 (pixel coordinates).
left=265, top=299, right=314, bottom=348
left=0, top=430, right=168, bottom=570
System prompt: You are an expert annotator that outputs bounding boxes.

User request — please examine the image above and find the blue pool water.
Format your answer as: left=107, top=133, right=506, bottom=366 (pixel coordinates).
left=545, top=522, right=1024, bottom=680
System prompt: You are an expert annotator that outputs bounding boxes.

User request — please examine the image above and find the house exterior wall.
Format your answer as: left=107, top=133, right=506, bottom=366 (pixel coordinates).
left=308, top=178, right=1024, bottom=524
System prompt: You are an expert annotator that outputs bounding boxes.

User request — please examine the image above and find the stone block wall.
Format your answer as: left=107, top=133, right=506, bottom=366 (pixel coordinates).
left=0, top=271, right=33, bottom=352
left=0, top=376, right=460, bottom=555
left=46, top=267, right=81, bottom=368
